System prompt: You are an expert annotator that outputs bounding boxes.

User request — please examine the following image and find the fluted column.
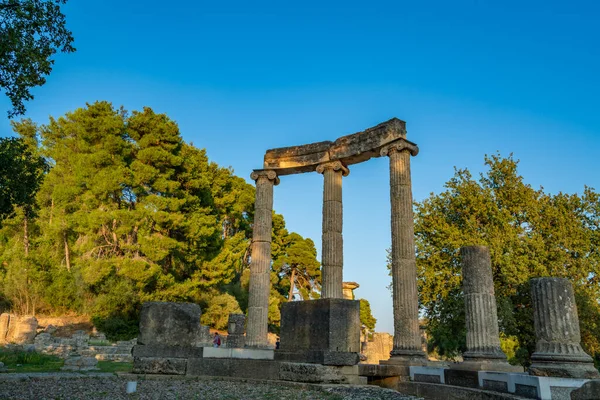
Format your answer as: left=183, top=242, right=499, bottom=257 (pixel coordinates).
left=461, top=246, right=507, bottom=361
left=246, top=169, right=279, bottom=348
left=381, top=140, right=426, bottom=363
left=316, top=161, right=349, bottom=299
left=529, top=277, right=599, bottom=378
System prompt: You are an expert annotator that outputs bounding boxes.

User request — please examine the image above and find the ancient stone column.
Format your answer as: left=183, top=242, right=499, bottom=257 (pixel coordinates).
left=316, top=161, right=349, bottom=299
left=380, top=140, right=426, bottom=364
left=529, top=277, right=600, bottom=378
left=458, top=246, right=521, bottom=371
left=246, top=169, right=279, bottom=348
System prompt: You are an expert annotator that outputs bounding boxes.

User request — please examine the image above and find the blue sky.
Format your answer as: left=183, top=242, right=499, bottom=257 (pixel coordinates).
left=1, top=0, right=599, bottom=333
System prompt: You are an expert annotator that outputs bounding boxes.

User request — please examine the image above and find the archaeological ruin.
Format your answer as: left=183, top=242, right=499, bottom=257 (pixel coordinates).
left=1, top=118, right=597, bottom=399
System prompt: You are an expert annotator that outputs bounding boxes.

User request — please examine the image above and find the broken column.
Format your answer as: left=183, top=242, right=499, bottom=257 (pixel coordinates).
left=246, top=169, right=279, bottom=348
left=529, top=277, right=600, bottom=378
left=459, top=246, right=520, bottom=371
left=380, top=139, right=426, bottom=364
left=226, top=313, right=246, bottom=348
left=316, top=161, right=349, bottom=299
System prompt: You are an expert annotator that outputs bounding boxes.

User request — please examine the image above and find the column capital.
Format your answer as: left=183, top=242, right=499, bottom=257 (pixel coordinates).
left=380, top=139, right=419, bottom=157
left=250, top=169, right=280, bottom=185
left=316, top=161, right=349, bottom=176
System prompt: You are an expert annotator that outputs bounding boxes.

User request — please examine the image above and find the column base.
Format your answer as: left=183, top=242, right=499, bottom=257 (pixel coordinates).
left=528, top=360, right=600, bottom=379
left=380, top=349, right=428, bottom=366
left=451, top=359, right=524, bottom=373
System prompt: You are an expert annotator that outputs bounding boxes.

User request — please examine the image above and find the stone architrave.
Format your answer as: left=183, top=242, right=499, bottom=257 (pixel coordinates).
left=458, top=246, right=521, bottom=372
left=529, top=277, right=600, bottom=379
left=316, top=161, right=349, bottom=299
left=246, top=169, right=279, bottom=348
left=380, top=140, right=426, bottom=364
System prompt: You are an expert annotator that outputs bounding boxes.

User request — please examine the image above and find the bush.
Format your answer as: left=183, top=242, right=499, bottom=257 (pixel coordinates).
left=200, top=293, right=241, bottom=330
left=92, top=315, right=139, bottom=341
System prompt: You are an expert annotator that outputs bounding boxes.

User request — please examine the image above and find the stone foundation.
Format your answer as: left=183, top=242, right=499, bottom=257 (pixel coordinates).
left=275, top=298, right=360, bottom=366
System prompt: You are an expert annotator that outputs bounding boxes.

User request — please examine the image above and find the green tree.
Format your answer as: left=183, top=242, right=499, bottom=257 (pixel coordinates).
left=273, top=232, right=321, bottom=301
left=0, top=0, right=75, bottom=117
left=416, top=154, right=600, bottom=366
left=359, top=298, right=376, bottom=331
left=0, top=136, right=47, bottom=224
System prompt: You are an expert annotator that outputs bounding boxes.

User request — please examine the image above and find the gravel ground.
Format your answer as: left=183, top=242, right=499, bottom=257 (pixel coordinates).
left=0, top=374, right=421, bottom=400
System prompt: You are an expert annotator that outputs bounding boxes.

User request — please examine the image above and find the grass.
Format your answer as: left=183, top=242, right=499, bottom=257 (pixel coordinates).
left=97, top=361, right=132, bottom=373
left=0, top=348, right=133, bottom=374
left=88, top=339, right=111, bottom=346
left=0, top=348, right=63, bottom=372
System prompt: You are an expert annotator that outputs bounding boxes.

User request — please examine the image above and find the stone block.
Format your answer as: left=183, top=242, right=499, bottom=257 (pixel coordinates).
left=444, top=368, right=479, bottom=388
left=410, top=366, right=446, bottom=384
left=571, top=379, right=600, bottom=400
left=132, top=357, right=187, bottom=375
left=132, top=344, right=204, bottom=359
left=138, top=302, right=202, bottom=347
left=61, top=356, right=99, bottom=371
left=275, top=349, right=359, bottom=366
left=187, top=358, right=233, bottom=377
left=278, top=362, right=346, bottom=383
left=277, top=298, right=360, bottom=365
left=8, top=315, right=38, bottom=344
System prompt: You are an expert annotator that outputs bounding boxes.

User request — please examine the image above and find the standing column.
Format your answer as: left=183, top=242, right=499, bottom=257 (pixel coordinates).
left=530, top=277, right=599, bottom=378
left=459, top=246, right=520, bottom=371
left=316, top=161, right=349, bottom=299
left=246, top=169, right=279, bottom=348
left=381, top=140, right=426, bottom=364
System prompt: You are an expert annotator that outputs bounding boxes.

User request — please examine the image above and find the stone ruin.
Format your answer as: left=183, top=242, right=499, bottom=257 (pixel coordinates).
left=123, top=119, right=600, bottom=398
left=0, top=313, right=38, bottom=345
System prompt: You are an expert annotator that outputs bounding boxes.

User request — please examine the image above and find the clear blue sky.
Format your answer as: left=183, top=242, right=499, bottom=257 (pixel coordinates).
left=1, top=0, right=598, bottom=333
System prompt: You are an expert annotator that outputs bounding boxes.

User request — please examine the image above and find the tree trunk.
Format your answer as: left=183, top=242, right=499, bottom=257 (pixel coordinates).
left=64, top=231, right=71, bottom=272
left=288, top=268, right=296, bottom=301
left=23, top=214, right=29, bottom=257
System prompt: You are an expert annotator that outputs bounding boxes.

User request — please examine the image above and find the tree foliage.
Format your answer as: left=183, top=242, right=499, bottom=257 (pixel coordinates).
left=359, top=298, right=376, bottom=331
left=0, top=134, right=47, bottom=222
left=0, top=102, right=320, bottom=337
left=416, top=154, right=600, bottom=366
left=0, top=0, right=75, bottom=117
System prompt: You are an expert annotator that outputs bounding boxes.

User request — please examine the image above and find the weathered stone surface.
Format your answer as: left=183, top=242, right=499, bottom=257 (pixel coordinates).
left=137, top=302, right=202, bottom=347
left=132, top=357, right=187, bottom=375
left=61, top=355, right=99, bottom=371
left=132, top=344, right=204, bottom=359
left=187, top=358, right=280, bottom=380
left=275, top=350, right=359, bottom=366
left=278, top=362, right=346, bottom=383
left=529, top=278, right=600, bottom=379
left=571, top=380, right=600, bottom=400
left=226, top=314, right=246, bottom=348
left=362, top=332, right=393, bottom=364
left=342, top=282, right=359, bottom=300
left=276, top=298, right=360, bottom=366
left=0, top=314, right=10, bottom=344
left=246, top=170, right=278, bottom=348
left=318, top=161, right=348, bottom=299
left=263, top=118, right=408, bottom=175
left=9, top=315, right=38, bottom=344
left=383, top=143, right=425, bottom=364
left=460, top=246, right=509, bottom=365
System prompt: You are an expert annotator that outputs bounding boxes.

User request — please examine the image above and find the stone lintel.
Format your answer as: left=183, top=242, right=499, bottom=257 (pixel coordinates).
left=262, top=118, right=411, bottom=175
